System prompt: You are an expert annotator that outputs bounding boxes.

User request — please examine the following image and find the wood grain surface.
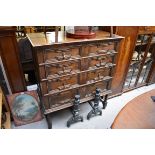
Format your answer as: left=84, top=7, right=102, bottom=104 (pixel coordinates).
left=112, top=89, right=155, bottom=129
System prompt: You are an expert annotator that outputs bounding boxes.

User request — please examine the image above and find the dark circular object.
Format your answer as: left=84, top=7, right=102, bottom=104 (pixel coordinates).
left=66, top=29, right=96, bottom=39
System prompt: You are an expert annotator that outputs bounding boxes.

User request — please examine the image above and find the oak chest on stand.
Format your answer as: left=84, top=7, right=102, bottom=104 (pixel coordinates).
left=27, top=30, right=123, bottom=128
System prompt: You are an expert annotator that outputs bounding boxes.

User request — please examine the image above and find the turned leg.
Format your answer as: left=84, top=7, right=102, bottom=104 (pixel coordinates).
left=67, top=95, right=83, bottom=127
left=87, top=88, right=102, bottom=120
left=102, top=94, right=108, bottom=109
left=45, top=114, right=52, bottom=129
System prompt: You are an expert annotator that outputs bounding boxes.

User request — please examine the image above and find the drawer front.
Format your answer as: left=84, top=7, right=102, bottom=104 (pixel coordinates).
left=47, top=74, right=78, bottom=91
left=79, top=81, right=109, bottom=99
left=44, top=46, right=81, bottom=62
left=88, top=54, right=113, bottom=69
left=86, top=68, right=110, bottom=82
left=47, top=90, right=77, bottom=108
left=44, top=60, right=80, bottom=77
left=88, top=42, right=115, bottom=53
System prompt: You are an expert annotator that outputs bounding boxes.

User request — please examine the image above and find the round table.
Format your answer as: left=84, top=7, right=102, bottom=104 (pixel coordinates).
left=111, top=89, right=155, bottom=129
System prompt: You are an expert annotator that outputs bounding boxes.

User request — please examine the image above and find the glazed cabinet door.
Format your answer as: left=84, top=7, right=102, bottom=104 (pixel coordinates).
left=123, top=33, right=155, bottom=91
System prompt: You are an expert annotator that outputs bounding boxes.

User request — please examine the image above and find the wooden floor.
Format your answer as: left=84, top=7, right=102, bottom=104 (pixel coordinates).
left=111, top=89, right=155, bottom=129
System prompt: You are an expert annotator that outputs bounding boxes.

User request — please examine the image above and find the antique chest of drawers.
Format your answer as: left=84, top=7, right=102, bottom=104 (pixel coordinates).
left=27, top=30, right=123, bottom=128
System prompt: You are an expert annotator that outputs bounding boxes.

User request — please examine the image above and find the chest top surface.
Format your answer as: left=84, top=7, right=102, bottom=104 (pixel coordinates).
left=27, top=30, right=124, bottom=48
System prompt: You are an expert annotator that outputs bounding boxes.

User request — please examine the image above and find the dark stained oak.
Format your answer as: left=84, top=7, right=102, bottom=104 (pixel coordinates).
left=138, top=26, right=155, bottom=34
left=111, top=26, right=139, bottom=96
left=27, top=30, right=122, bottom=47
left=146, top=42, right=155, bottom=84
left=0, top=26, right=26, bottom=93
left=27, top=31, right=123, bottom=115
left=109, top=26, right=155, bottom=97
left=111, top=89, right=155, bottom=129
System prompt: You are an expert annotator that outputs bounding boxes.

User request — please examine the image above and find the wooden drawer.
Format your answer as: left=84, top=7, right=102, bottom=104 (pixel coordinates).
left=44, top=46, right=81, bottom=62
left=87, top=68, right=111, bottom=82
left=79, top=80, right=110, bottom=99
left=44, top=60, right=80, bottom=77
left=88, top=54, right=114, bottom=69
left=41, top=88, right=77, bottom=110
left=46, top=74, right=78, bottom=91
left=88, top=42, right=115, bottom=53
left=47, top=89, right=77, bottom=109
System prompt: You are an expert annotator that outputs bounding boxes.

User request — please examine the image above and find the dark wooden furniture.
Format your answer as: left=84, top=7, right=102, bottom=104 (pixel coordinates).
left=123, top=27, right=155, bottom=92
left=101, top=26, right=155, bottom=97
left=27, top=30, right=123, bottom=128
left=139, top=26, right=155, bottom=34
left=111, top=89, right=155, bottom=129
left=18, top=37, right=36, bottom=85
left=0, top=26, right=26, bottom=93
left=111, top=26, right=139, bottom=96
